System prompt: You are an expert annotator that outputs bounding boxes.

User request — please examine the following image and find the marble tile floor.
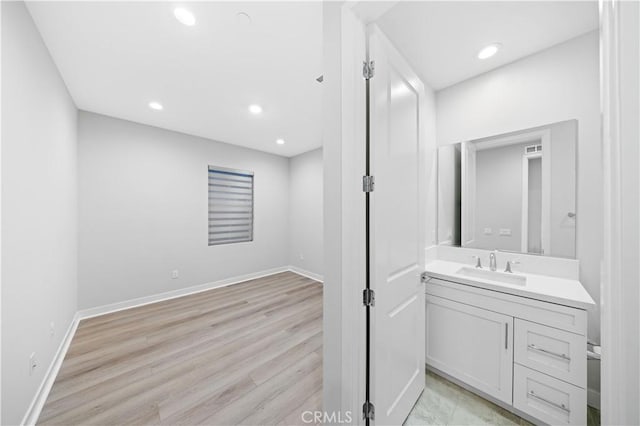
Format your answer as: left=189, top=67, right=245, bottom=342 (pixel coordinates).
left=404, top=370, right=600, bottom=426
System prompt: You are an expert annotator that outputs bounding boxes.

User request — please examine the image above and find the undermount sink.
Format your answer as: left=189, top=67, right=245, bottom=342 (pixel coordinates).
left=455, top=266, right=527, bottom=286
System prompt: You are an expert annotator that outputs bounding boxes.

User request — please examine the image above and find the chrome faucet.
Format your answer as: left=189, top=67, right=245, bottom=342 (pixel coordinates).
left=489, top=251, right=497, bottom=271
left=505, top=260, right=520, bottom=273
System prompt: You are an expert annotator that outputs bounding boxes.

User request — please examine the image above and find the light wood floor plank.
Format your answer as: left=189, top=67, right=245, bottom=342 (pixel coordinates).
left=61, top=286, right=321, bottom=380
left=240, top=363, right=323, bottom=426
left=46, top=299, right=321, bottom=407
left=70, top=273, right=309, bottom=341
left=38, top=272, right=323, bottom=426
left=197, top=353, right=322, bottom=426
left=279, top=389, right=323, bottom=426
left=70, top=274, right=313, bottom=351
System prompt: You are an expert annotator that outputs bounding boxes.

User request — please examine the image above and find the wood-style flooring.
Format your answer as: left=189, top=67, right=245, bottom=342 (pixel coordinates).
left=38, top=272, right=323, bottom=426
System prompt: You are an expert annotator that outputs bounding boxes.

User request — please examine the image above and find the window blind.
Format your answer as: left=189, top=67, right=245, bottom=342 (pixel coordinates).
left=208, top=166, right=254, bottom=245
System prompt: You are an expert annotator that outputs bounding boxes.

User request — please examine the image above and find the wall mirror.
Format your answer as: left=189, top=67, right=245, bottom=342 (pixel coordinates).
left=437, top=120, right=577, bottom=258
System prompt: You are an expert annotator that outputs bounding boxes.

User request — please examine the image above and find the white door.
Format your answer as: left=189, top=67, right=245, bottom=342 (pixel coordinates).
left=426, top=295, right=514, bottom=404
left=369, top=25, right=426, bottom=426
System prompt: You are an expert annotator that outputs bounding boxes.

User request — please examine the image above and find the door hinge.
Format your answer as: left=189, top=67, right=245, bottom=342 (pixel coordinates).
left=362, top=401, right=375, bottom=420
left=363, top=288, right=375, bottom=307
left=363, top=175, right=375, bottom=192
left=363, top=60, right=375, bottom=79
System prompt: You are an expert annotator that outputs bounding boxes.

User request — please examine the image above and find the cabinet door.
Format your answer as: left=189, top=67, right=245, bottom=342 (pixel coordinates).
left=426, top=295, right=514, bottom=404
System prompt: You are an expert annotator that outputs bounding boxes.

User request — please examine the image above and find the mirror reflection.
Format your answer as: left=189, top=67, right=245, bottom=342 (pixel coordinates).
left=438, top=120, right=577, bottom=258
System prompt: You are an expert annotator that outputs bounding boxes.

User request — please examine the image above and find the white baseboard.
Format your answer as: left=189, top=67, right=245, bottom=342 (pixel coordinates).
left=288, top=265, right=323, bottom=282
left=20, top=265, right=318, bottom=425
left=77, top=266, right=290, bottom=320
left=588, top=387, right=601, bottom=410
left=21, top=312, right=80, bottom=426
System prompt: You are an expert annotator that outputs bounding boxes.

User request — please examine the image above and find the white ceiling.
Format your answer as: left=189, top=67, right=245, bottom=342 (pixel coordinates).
left=377, top=1, right=599, bottom=91
left=26, top=1, right=322, bottom=157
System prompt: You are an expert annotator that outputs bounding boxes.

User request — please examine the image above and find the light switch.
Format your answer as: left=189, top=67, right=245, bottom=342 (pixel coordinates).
left=484, top=228, right=493, bottom=235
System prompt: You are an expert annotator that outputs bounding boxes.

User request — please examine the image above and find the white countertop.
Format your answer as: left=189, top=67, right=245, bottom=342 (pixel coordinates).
left=425, top=260, right=596, bottom=310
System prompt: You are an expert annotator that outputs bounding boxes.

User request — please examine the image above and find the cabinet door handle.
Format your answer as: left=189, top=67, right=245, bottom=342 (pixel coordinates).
left=527, top=344, right=571, bottom=361
left=528, top=390, right=571, bottom=414
left=505, top=323, right=509, bottom=349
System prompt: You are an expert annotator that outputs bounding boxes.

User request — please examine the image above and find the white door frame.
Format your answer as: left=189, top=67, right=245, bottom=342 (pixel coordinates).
left=322, top=2, right=366, bottom=424
left=599, top=0, right=640, bottom=424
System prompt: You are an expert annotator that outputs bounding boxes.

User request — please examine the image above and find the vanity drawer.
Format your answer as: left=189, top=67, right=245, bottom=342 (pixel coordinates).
left=513, top=364, right=586, bottom=426
left=426, top=278, right=588, bottom=335
left=514, top=319, right=586, bottom=388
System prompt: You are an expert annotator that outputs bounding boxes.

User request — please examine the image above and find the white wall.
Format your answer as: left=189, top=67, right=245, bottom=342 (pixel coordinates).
left=77, top=111, right=290, bottom=309
left=1, top=2, right=78, bottom=424
left=288, top=148, right=323, bottom=279
left=436, top=30, right=601, bottom=398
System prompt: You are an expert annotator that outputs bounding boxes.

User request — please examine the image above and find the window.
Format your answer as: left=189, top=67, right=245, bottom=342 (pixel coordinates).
left=208, top=166, right=254, bottom=245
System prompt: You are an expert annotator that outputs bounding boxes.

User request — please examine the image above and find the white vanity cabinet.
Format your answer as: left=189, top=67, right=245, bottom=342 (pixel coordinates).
left=425, top=277, right=588, bottom=426
left=426, top=295, right=513, bottom=404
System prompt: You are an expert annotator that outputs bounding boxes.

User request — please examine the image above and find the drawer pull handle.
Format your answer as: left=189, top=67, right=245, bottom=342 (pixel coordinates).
left=528, top=390, right=571, bottom=414
left=527, top=344, right=571, bottom=361
left=505, top=323, right=509, bottom=350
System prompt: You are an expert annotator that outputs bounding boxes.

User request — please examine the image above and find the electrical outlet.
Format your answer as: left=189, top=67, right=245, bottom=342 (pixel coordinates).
left=29, top=353, right=37, bottom=376
left=299, top=253, right=304, bottom=261
left=484, top=227, right=493, bottom=235
left=171, top=270, right=179, bottom=279
left=50, top=322, right=55, bottom=338
left=499, top=228, right=512, bottom=236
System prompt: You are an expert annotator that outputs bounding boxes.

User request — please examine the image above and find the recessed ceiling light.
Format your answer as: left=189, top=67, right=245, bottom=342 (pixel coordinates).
left=148, top=101, right=163, bottom=111
left=174, top=8, right=196, bottom=26
left=249, top=104, right=263, bottom=115
left=276, top=138, right=285, bottom=145
left=477, top=43, right=501, bottom=60
left=236, top=12, right=252, bottom=25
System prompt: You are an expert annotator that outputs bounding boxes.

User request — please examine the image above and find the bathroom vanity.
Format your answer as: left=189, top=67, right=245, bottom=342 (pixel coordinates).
left=423, top=255, right=595, bottom=426
left=427, top=85, right=598, bottom=425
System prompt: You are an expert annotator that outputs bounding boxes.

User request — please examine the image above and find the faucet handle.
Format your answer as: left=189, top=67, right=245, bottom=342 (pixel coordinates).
left=505, top=260, right=520, bottom=273
left=472, top=255, right=482, bottom=269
